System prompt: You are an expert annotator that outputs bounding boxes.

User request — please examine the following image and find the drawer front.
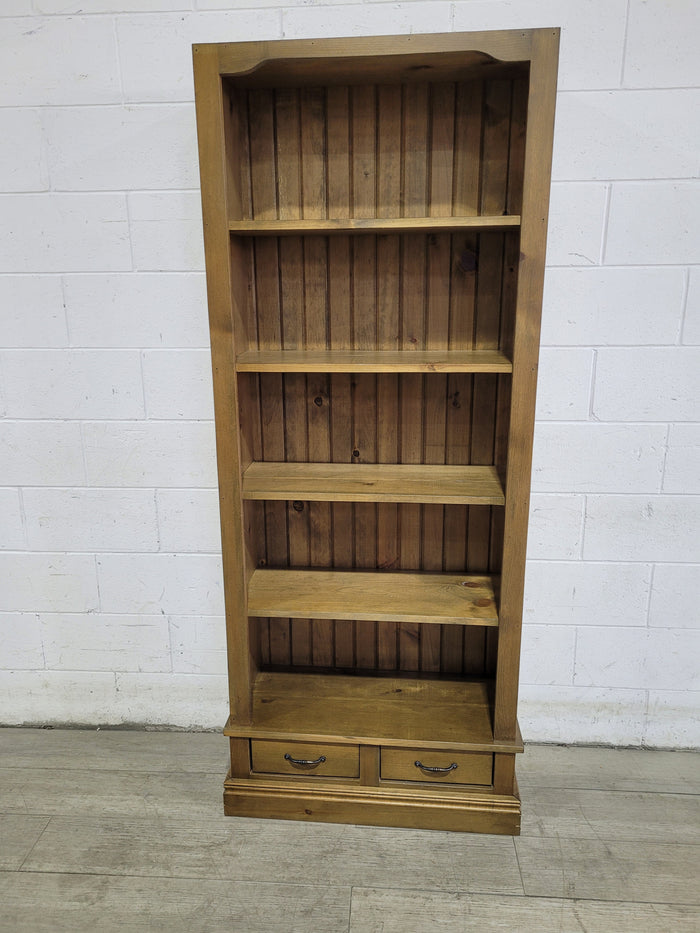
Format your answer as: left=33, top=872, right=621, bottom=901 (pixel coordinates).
left=381, top=747, right=493, bottom=786
left=251, top=740, right=359, bottom=778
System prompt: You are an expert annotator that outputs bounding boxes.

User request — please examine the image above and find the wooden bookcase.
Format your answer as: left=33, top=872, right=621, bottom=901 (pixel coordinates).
left=193, top=29, right=559, bottom=835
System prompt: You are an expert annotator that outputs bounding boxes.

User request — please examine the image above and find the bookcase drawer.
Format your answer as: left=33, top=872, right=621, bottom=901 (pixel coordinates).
left=251, top=740, right=359, bottom=778
left=381, top=747, right=493, bottom=786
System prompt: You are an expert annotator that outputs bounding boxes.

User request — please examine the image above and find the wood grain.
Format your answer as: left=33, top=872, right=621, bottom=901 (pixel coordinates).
left=247, top=569, right=498, bottom=625
left=235, top=347, right=513, bottom=373
left=251, top=740, right=359, bottom=778
left=381, top=747, right=493, bottom=786
left=224, top=671, right=522, bottom=753
left=229, top=215, right=519, bottom=235
left=242, top=462, right=504, bottom=504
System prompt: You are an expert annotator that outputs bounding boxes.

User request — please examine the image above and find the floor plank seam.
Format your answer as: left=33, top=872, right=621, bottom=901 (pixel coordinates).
left=6, top=808, right=699, bottom=848
left=14, top=816, right=52, bottom=873
left=10, top=867, right=355, bottom=891
left=511, top=834, right=526, bottom=894
left=337, top=884, right=700, bottom=909
left=4, top=870, right=699, bottom=910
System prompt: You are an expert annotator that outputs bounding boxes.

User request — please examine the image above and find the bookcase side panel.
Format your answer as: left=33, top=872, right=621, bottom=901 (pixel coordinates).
left=495, top=29, right=560, bottom=742
left=194, top=48, right=254, bottom=722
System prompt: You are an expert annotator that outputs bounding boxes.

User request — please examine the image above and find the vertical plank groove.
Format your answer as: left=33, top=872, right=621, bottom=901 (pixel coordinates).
left=351, top=84, right=379, bottom=670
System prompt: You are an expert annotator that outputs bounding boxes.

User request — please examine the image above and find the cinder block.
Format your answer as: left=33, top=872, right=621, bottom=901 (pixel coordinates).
left=575, top=627, right=700, bottom=691
left=23, top=488, right=159, bottom=552
left=546, top=183, right=607, bottom=267
left=682, top=268, right=700, bottom=345
left=1, top=276, right=67, bottom=348
left=532, top=423, right=666, bottom=493
left=156, top=489, right=221, bottom=553
left=552, top=90, right=700, bottom=181
left=528, top=494, right=584, bottom=560
left=63, top=273, right=209, bottom=348
left=40, top=613, right=171, bottom=673
left=0, top=553, right=99, bottom=612
left=452, top=0, right=627, bottom=91
left=117, top=11, right=283, bottom=102
left=663, top=425, right=700, bottom=495
left=282, top=3, right=453, bottom=40
left=96, top=553, right=224, bottom=614
left=46, top=105, right=199, bottom=191
left=520, top=624, right=575, bottom=686
left=535, top=349, right=594, bottom=421
left=0, top=489, right=25, bottom=550
left=0, top=421, right=85, bottom=486
left=129, top=192, right=205, bottom=272
left=1, top=2, right=34, bottom=14
left=0, top=194, right=130, bottom=274
left=143, top=350, right=214, bottom=420
left=594, top=348, right=700, bottom=421
left=112, top=672, right=228, bottom=728
left=649, top=564, right=700, bottom=630
left=1, top=350, right=144, bottom=419
left=542, top=267, right=685, bottom=347
left=524, top=560, right=651, bottom=627
left=605, top=183, right=700, bottom=265
left=0, top=614, right=43, bottom=670
left=645, top=691, right=700, bottom=749
left=519, top=684, right=645, bottom=745
left=200, top=0, right=336, bottom=6
left=83, top=421, right=217, bottom=487
left=0, top=109, right=48, bottom=191
left=37, top=0, right=188, bottom=11
left=0, top=17, right=120, bottom=106
left=169, top=615, right=227, bottom=675
left=0, top=670, right=117, bottom=725
left=584, top=495, right=700, bottom=562
left=624, top=0, right=700, bottom=88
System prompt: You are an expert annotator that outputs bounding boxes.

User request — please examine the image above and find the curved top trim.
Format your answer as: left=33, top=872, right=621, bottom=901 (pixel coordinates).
left=193, top=29, right=558, bottom=82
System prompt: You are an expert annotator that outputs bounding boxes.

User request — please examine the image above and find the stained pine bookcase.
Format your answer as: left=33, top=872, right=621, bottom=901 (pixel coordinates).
left=193, top=29, right=559, bottom=834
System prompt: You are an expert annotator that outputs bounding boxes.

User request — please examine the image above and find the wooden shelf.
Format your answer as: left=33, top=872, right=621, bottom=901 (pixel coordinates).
left=247, top=569, right=498, bottom=626
left=242, top=462, right=505, bottom=505
left=236, top=349, right=512, bottom=373
left=229, top=215, right=520, bottom=236
left=224, top=671, right=522, bottom=754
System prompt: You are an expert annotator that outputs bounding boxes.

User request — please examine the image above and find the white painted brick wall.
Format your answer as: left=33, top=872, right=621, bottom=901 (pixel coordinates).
left=0, top=195, right=131, bottom=273
left=128, top=191, right=205, bottom=271
left=63, top=273, right=209, bottom=348
left=23, top=488, right=159, bottom=552
left=142, top=350, right=215, bottom=419
left=2, top=277, right=67, bottom=348
left=648, top=565, right=700, bottom=630
left=2, top=350, right=145, bottom=419
left=45, top=105, right=200, bottom=191
left=684, top=268, right=700, bottom=345
left=0, top=0, right=697, bottom=745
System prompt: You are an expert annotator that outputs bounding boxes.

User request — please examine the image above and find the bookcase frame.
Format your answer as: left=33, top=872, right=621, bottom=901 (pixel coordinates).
left=193, top=28, right=559, bottom=834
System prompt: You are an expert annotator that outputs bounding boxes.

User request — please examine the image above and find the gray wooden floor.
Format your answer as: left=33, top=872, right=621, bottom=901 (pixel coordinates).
left=0, top=730, right=698, bottom=931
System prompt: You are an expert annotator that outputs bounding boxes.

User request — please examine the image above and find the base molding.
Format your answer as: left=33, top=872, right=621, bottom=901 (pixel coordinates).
left=223, top=776, right=521, bottom=835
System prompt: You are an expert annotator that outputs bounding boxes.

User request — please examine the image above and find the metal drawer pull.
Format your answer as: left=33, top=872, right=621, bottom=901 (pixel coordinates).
left=284, top=752, right=327, bottom=767
left=414, top=760, right=458, bottom=773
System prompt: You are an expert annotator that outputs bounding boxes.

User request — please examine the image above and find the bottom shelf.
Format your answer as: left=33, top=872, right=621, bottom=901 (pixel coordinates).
left=224, top=671, right=523, bottom=754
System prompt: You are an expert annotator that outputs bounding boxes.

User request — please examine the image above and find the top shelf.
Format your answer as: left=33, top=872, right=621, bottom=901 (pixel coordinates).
left=229, top=215, right=520, bottom=237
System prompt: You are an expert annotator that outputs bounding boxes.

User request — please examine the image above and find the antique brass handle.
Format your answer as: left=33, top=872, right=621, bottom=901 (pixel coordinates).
left=414, top=760, right=458, bottom=773
left=284, top=752, right=327, bottom=767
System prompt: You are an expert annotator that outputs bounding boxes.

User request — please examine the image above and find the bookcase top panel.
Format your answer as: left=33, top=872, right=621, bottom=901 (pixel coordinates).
left=194, top=29, right=559, bottom=87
